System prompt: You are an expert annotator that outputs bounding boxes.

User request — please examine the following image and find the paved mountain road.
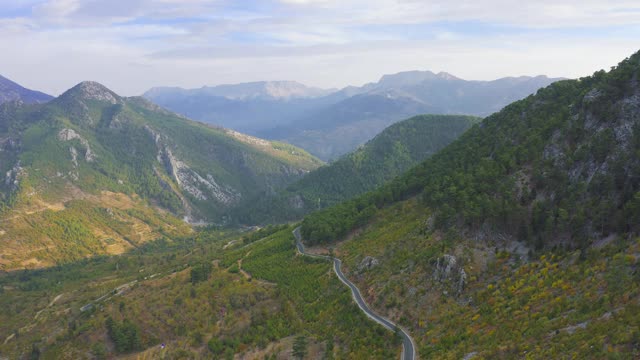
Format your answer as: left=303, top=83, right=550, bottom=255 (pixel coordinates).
left=292, top=227, right=416, bottom=360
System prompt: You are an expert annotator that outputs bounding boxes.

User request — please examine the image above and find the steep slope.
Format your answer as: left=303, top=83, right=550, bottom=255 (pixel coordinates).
left=236, top=114, right=478, bottom=224
left=301, top=52, right=640, bottom=247
left=0, top=81, right=321, bottom=270
left=297, top=50, right=640, bottom=358
left=0, top=75, right=53, bottom=104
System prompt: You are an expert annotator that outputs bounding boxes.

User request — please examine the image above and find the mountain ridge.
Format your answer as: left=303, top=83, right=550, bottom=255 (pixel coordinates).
left=0, top=74, right=53, bottom=105
left=0, top=80, right=321, bottom=270
left=146, top=80, right=334, bottom=101
left=301, top=50, right=640, bottom=248
left=144, top=71, right=562, bottom=161
left=296, top=50, right=640, bottom=360
left=234, top=114, right=479, bottom=225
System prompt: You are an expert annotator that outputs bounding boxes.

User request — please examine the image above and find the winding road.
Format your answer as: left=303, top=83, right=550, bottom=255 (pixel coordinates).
left=292, top=227, right=416, bottom=360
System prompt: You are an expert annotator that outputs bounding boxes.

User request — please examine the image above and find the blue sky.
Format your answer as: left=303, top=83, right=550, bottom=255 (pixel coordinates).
left=0, top=0, right=639, bottom=95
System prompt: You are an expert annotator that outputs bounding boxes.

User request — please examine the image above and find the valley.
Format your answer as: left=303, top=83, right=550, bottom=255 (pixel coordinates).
left=0, top=4, right=638, bottom=358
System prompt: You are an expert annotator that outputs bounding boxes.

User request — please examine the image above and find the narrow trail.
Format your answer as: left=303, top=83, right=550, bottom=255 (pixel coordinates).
left=292, top=227, right=417, bottom=360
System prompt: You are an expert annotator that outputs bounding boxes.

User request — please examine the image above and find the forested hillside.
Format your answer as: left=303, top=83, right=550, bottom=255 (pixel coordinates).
left=297, top=50, right=640, bottom=359
left=234, top=114, right=478, bottom=224
left=301, top=50, right=640, bottom=249
left=0, top=81, right=321, bottom=270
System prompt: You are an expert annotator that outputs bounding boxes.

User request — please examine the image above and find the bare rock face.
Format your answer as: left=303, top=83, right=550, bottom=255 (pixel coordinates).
left=4, top=161, right=23, bottom=191
left=357, top=256, right=380, bottom=272
left=145, top=125, right=241, bottom=206
left=582, top=88, right=602, bottom=103
left=72, top=81, right=120, bottom=104
left=0, top=137, right=20, bottom=152
left=225, top=129, right=270, bottom=147
left=288, top=194, right=305, bottom=209
left=57, top=128, right=95, bottom=162
left=433, top=254, right=467, bottom=296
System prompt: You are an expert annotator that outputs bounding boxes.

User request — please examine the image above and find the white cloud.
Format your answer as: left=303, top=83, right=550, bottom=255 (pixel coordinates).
left=0, top=0, right=638, bottom=96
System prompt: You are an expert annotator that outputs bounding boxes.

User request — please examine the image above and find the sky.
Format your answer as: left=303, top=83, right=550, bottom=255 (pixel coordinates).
left=0, top=0, right=639, bottom=96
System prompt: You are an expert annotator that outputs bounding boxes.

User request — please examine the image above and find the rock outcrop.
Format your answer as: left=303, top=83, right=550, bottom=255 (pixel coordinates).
left=4, top=161, right=23, bottom=191
left=433, top=254, right=467, bottom=296
left=146, top=125, right=241, bottom=206
left=57, top=128, right=95, bottom=162
left=69, top=81, right=120, bottom=105
left=357, top=256, right=380, bottom=272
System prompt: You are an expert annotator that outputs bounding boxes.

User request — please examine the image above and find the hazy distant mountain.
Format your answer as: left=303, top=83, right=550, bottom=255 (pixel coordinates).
left=144, top=72, right=562, bottom=160
left=0, top=74, right=53, bottom=104
left=354, top=71, right=561, bottom=115
left=269, top=72, right=563, bottom=160
left=146, top=80, right=334, bottom=101
left=144, top=81, right=337, bottom=134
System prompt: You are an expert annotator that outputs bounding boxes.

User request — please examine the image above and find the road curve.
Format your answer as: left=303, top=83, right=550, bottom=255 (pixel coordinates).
left=292, top=227, right=416, bottom=360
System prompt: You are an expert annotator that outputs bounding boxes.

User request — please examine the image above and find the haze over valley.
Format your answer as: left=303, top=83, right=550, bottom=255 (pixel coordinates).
left=145, top=72, right=561, bottom=160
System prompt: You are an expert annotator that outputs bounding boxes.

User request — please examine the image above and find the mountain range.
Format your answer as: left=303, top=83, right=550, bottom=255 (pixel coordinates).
left=0, top=80, right=320, bottom=269
left=0, top=50, right=638, bottom=360
left=145, top=72, right=562, bottom=160
left=298, top=50, right=640, bottom=359
left=302, top=53, right=640, bottom=248
left=0, top=75, right=53, bottom=105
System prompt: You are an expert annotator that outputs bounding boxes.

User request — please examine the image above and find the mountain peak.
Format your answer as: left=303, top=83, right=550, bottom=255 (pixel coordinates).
left=435, top=71, right=460, bottom=80
left=377, top=70, right=461, bottom=88
left=62, top=81, right=121, bottom=104
left=199, top=80, right=332, bottom=100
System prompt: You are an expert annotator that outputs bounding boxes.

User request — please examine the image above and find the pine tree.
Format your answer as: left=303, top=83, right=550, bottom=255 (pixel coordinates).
left=292, top=335, right=308, bottom=360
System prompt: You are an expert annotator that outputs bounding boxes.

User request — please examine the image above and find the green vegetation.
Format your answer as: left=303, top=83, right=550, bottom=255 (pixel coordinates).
left=293, top=335, right=308, bottom=359
left=0, top=81, right=322, bottom=270
left=238, top=114, right=478, bottom=224
left=0, top=226, right=397, bottom=359
left=288, top=115, right=478, bottom=205
left=302, top=51, right=640, bottom=249
left=2, top=45, right=640, bottom=360
left=241, top=223, right=289, bottom=245
left=329, top=198, right=640, bottom=358
left=190, top=262, right=212, bottom=284
left=221, top=227, right=400, bottom=359
left=106, top=316, right=141, bottom=353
